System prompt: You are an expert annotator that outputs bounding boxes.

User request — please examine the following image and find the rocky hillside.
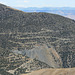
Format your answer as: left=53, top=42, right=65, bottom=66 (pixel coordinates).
left=0, top=3, right=75, bottom=75
left=23, top=44, right=62, bottom=68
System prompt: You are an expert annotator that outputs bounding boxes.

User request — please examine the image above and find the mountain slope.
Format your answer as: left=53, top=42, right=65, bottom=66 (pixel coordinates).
left=24, top=44, right=62, bottom=68
left=0, top=3, right=75, bottom=74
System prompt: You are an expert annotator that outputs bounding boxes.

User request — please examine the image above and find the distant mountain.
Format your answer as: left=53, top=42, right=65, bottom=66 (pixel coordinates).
left=15, top=7, right=75, bottom=11
left=15, top=7, right=75, bottom=20
left=0, top=3, right=75, bottom=75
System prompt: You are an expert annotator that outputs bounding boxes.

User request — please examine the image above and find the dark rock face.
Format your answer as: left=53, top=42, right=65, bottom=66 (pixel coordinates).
left=0, top=3, right=75, bottom=75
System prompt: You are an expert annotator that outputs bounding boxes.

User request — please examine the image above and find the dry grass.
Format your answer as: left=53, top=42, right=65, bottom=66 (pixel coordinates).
left=21, top=68, right=75, bottom=75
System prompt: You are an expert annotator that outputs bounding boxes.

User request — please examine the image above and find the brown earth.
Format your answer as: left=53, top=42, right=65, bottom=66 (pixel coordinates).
left=21, top=68, right=75, bottom=75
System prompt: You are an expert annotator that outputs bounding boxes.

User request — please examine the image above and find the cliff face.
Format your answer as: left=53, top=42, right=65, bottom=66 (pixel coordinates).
left=0, top=3, right=75, bottom=75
